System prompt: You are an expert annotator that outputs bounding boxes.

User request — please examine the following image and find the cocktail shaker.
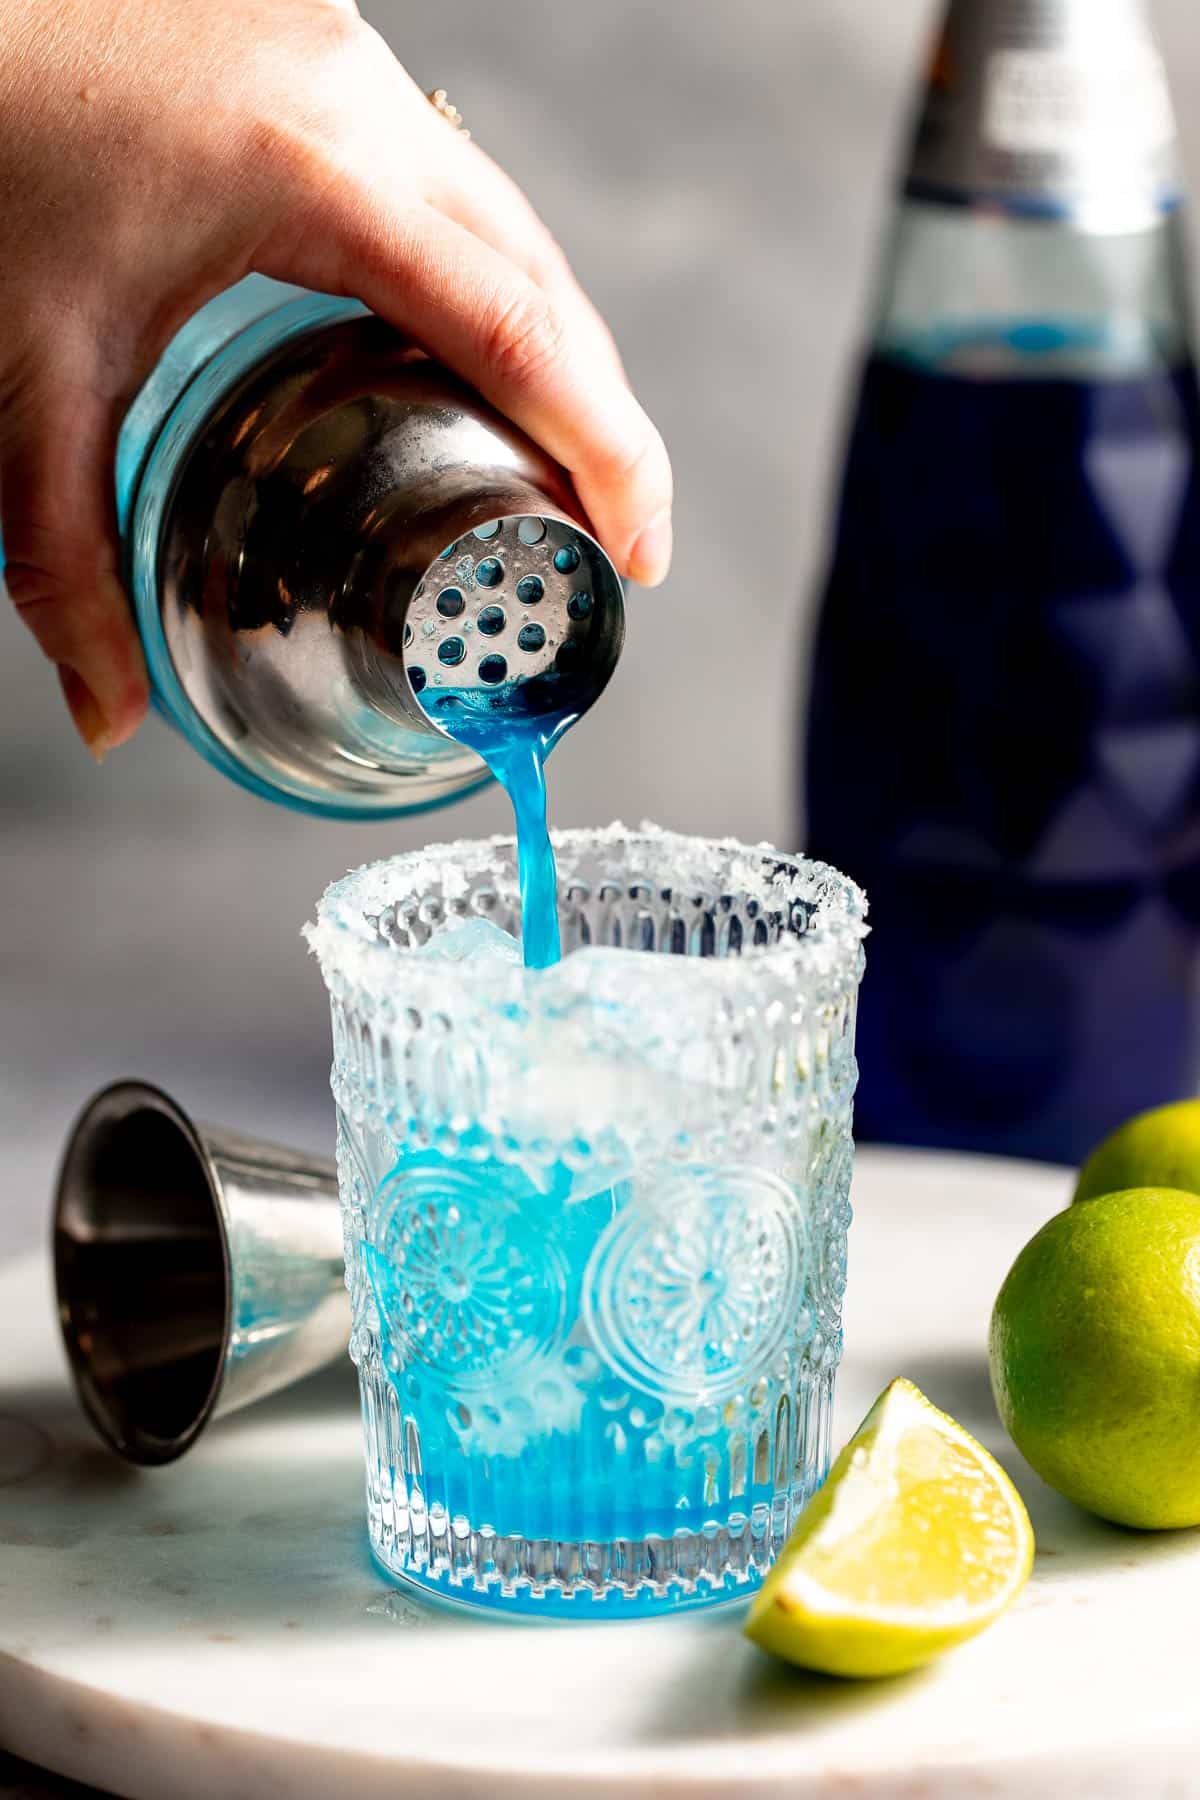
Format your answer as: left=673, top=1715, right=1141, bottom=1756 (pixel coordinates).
left=115, top=278, right=625, bottom=816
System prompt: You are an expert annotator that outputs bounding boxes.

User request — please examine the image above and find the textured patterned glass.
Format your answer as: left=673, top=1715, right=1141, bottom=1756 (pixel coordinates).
left=306, top=826, right=866, bottom=1615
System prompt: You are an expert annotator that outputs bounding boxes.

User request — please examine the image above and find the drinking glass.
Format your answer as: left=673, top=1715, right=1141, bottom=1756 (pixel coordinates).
left=306, top=825, right=866, bottom=1614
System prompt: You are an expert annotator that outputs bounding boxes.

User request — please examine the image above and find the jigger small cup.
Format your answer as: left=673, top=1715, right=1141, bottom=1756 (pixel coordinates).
left=54, top=1081, right=348, bottom=1466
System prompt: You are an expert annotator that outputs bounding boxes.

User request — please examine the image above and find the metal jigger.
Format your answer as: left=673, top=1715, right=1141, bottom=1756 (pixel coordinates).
left=54, top=1082, right=348, bottom=1467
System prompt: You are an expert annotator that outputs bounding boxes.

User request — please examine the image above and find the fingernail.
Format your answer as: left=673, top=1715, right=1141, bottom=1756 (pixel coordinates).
left=58, top=666, right=112, bottom=764
left=629, top=510, right=673, bottom=587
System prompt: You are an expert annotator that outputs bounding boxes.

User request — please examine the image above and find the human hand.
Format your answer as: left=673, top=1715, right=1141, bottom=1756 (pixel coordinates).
left=0, top=0, right=672, bottom=758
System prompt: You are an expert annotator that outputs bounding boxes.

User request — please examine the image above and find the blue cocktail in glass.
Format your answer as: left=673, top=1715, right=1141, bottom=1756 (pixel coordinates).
left=307, top=826, right=866, bottom=1615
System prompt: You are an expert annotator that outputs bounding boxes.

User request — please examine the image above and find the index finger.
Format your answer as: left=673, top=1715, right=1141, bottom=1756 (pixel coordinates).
left=269, top=198, right=673, bottom=586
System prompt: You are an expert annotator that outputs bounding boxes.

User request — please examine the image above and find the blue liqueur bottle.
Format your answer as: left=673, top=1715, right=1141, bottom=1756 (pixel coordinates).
left=804, top=0, right=1200, bottom=1163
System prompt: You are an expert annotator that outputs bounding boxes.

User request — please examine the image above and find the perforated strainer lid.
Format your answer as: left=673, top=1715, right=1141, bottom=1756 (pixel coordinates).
left=403, top=514, right=624, bottom=740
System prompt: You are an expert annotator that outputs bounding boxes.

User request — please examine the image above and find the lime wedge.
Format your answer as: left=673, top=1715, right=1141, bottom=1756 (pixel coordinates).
left=744, top=1377, right=1033, bottom=1678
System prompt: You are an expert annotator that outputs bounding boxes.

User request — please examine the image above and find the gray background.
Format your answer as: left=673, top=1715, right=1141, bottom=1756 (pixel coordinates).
left=4, top=0, right=1200, bottom=1266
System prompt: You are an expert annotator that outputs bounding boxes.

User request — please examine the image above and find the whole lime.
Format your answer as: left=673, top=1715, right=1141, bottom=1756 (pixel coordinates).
left=989, top=1187, right=1200, bottom=1529
left=1074, top=1099, right=1200, bottom=1204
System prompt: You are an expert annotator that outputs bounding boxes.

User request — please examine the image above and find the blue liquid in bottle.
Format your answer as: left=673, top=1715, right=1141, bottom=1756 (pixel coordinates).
left=807, top=351, right=1200, bottom=1162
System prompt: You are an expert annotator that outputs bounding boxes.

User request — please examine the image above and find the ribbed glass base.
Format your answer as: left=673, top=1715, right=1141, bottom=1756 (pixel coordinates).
left=357, top=1356, right=836, bottom=1615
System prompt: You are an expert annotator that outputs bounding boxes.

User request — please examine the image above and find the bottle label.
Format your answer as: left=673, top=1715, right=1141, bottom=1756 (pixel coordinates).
left=905, top=0, right=1181, bottom=229
left=984, top=44, right=1171, bottom=159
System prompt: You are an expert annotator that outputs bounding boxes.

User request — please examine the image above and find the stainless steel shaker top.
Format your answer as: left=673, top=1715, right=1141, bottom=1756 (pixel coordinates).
left=152, top=313, right=625, bottom=814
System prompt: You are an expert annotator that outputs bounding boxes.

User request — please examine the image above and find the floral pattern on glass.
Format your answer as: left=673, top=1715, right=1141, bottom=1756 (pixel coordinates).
left=369, top=1160, right=569, bottom=1391
left=583, top=1166, right=809, bottom=1404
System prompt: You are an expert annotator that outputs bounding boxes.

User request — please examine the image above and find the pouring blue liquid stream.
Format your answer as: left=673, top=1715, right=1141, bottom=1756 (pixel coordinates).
left=416, top=684, right=576, bottom=969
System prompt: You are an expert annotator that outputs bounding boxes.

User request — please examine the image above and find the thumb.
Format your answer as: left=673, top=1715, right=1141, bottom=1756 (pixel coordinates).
left=1, top=378, right=149, bottom=758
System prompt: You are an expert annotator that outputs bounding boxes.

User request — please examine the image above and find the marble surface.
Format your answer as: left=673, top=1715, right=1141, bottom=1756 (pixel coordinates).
left=4, top=1147, right=1200, bottom=1798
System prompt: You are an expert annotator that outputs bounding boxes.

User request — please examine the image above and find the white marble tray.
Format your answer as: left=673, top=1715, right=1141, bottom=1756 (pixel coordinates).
left=3, top=1148, right=1199, bottom=1798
